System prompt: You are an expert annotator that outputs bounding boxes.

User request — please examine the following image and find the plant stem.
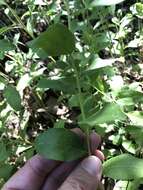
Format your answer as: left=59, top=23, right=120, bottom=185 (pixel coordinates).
left=64, top=0, right=91, bottom=155
left=126, top=181, right=129, bottom=190
left=63, top=0, right=72, bottom=30
left=88, top=82, right=128, bottom=117
left=72, top=61, right=91, bottom=156
left=76, top=71, right=91, bottom=156
left=6, top=3, right=34, bottom=39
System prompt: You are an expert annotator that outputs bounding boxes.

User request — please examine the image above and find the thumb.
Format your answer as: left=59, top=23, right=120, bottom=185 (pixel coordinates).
left=59, top=156, right=102, bottom=190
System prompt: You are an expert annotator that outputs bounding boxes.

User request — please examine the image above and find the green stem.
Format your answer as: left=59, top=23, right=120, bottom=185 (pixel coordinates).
left=72, top=62, right=91, bottom=156
left=81, top=0, right=90, bottom=29
left=32, top=89, right=45, bottom=108
left=75, top=69, right=85, bottom=120
left=99, top=10, right=116, bottom=57
left=126, top=181, right=129, bottom=190
left=64, top=0, right=91, bottom=155
left=63, top=0, right=71, bottom=30
left=6, top=3, right=34, bottom=39
left=76, top=71, right=91, bottom=156
left=88, top=82, right=128, bottom=117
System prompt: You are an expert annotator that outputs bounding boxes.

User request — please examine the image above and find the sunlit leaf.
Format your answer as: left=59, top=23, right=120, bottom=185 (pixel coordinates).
left=0, top=26, right=16, bottom=35
left=34, top=0, right=46, bottom=5
left=86, top=57, right=115, bottom=71
left=122, top=140, right=136, bottom=154
left=103, top=154, right=143, bottom=180
left=113, top=180, right=140, bottom=190
left=83, top=55, right=115, bottom=78
left=127, top=111, right=143, bottom=126
left=130, top=3, right=143, bottom=19
left=90, top=0, right=125, bottom=6
left=80, top=103, right=126, bottom=127
left=17, top=74, right=32, bottom=96
left=0, top=0, right=6, bottom=5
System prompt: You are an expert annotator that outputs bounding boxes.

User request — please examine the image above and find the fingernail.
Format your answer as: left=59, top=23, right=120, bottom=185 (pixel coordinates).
left=81, top=156, right=102, bottom=176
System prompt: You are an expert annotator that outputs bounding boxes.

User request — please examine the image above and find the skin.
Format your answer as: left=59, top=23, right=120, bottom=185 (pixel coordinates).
left=2, top=129, right=104, bottom=190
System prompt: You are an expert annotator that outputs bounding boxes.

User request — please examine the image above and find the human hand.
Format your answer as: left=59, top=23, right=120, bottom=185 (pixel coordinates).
left=2, top=129, right=103, bottom=190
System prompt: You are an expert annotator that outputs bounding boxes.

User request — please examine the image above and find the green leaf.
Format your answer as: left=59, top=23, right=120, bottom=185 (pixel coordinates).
left=80, top=103, right=126, bottom=127
left=4, top=85, right=22, bottom=111
left=0, top=26, right=16, bottom=35
left=90, top=0, right=125, bottom=6
left=0, top=142, right=8, bottom=162
left=0, top=39, right=15, bottom=52
left=122, top=140, right=136, bottom=154
left=113, top=180, right=140, bottom=190
left=68, top=95, right=80, bottom=108
left=128, top=179, right=143, bottom=190
left=0, top=0, right=6, bottom=5
left=0, top=75, right=8, bottom=85
left=54, top=120, right=65, bottom=128
left=28, top=24, right=75, bottom=56
left=35, top=128, right=87, bottom=161
left=117, top=97, right=134, bottom=106
left=84, top=32, right=110, bottom=53
left=83, top=95, right=95, bottom=114
left=86, top=57, right=114, bottom=71
left=17, top=74, right=32, bottom=93
left=0, top=51, right=4, bottom=60
left=130, top=3, right=143, bottom=19
left=103, top=154, right=143, bottom=180
left=37, top=77, right=76, bottom=93
left=26, top=18, right=34, bottom=39
left=127, top=111, right=143, bottom=126
left=117, top=87, right=143, bottom=103
left=0, top=164, right=13, bottom=180
left=126, top=126, right=143, bottom=146
left=83, top=55, right=115, bottom=78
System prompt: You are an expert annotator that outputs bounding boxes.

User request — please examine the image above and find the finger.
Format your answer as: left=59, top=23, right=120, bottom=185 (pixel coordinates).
left=42, top=160, right=80, bottom=190
left=95, top=150, right=105, bottom=161
left=2, top=155, right=61, bottom=190
left=90, top=132, right=101, bottom=154
left=72, top=128, right=101, bottom=154
left=59, top=156, right=102, bottom=190
left=75, top=128, right=104, bottom=161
